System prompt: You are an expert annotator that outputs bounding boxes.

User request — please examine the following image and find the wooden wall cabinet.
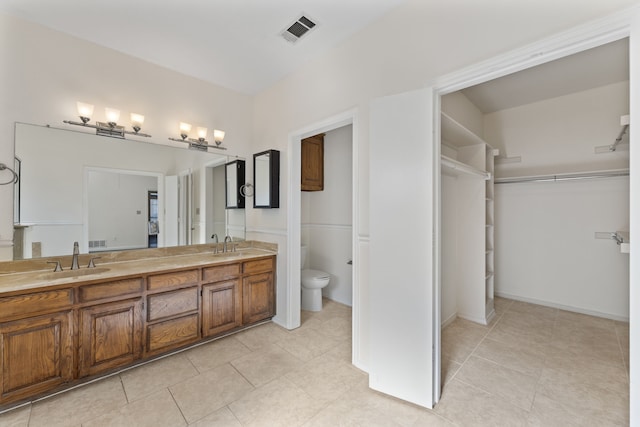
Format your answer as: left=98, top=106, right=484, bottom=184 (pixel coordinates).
left=301, top=134, right=324, bottom=191
left=0, top=254, right=276, bottom=407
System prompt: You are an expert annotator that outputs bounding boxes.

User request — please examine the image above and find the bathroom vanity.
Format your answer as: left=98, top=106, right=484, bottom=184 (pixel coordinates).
left=0, top=243, right=276, bottom=408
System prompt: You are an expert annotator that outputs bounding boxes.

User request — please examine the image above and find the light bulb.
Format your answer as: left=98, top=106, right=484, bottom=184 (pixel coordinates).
left=213, top=129, right=225, bottom=146
left=131, top=113, right=144, bottom=133
left=76, top=102, right=94, bottom=123
left=179, top=122, right=192, bottom=139
left=105, top=108, right=120, bottom=125
left=197, top=127, right=207, bottom=141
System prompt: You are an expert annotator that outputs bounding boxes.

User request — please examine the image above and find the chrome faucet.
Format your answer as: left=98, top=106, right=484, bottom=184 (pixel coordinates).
left=211, top=234, right=219, bottom=254
left=71, top=241, right=80, bottom=270
left=223, top=235, right=232, bottom=253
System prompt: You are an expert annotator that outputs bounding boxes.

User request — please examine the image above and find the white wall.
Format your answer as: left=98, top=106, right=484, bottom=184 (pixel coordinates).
left=486, top=81, right=630, bottom=177
left=495, top=177, right=630, bottom=319
left=301, top=125, right=353, bottom=306
left=485, top=82, right=630, bottom=319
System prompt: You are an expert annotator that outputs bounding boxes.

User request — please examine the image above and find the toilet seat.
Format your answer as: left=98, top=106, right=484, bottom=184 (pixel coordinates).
left=301, top=269, right=330, bottom=281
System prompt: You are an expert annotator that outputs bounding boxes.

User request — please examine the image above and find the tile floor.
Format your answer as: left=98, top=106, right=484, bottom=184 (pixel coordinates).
left=0, top=297, right=630, bottom=426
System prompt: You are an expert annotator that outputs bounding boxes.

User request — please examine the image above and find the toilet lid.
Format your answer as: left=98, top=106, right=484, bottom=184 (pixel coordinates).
left=301, top=269, right=330, bottom=281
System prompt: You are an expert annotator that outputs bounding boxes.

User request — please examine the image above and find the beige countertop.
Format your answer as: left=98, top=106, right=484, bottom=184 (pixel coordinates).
left=0, top=245, right=276, bottom=294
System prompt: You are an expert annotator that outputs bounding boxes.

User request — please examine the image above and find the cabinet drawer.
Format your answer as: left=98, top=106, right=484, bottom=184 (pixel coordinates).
left=147, top=269, right=199, bottom=291
left=79, top=278, right=143, bottom=303
left=146, top=314, right=199, bottom=353
left=243, top=258, right=273, bottom=275
left=147, top=287, right=198, bottom=322
left=203, top=264, right=240, bottom=283
left=0, top=289, right=73, bottom=320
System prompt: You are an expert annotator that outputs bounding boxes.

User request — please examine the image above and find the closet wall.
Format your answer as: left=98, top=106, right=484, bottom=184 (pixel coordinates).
left=487, top=81, right=630, bottom=320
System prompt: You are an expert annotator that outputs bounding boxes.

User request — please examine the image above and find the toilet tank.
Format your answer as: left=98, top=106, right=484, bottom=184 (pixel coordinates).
left=301, top=245, right=307, bottom=268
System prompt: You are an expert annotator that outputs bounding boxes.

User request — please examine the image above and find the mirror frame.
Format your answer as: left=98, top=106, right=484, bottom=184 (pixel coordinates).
left=225, top=159, right=245, bottom=209
left=253, top=149, right=280, bottom=209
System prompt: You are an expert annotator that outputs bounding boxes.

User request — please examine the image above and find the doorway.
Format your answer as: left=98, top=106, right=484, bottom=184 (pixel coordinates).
left=287, top=109, right=361, bottom=365
left=434, top=32, right=633, bottom=406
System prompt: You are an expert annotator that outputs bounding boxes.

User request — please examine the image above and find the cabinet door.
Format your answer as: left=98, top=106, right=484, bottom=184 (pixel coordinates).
left=202, top=280, right=242, bottom=337
left=301, top=134, right=324, bottom=191
left=0, top=311, right=73, bottom=404
left=79, top=299, right=143, bottom=377
left=242, top=273, right=274, bottom=325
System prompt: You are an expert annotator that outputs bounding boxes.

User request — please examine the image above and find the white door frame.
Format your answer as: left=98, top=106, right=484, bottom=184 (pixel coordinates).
left=286, top=109, right=361, bottom=363
left=428, top=6, right=638, bottom=409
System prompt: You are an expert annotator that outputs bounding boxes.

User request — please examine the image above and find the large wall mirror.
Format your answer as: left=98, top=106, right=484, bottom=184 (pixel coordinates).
left=253, top=149, right=280, bottom=208
left=13, top=122, right=245, bottom=259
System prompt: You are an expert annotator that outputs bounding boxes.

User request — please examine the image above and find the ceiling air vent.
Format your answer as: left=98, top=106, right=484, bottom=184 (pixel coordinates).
left=281, top=15, right=317, bottom=43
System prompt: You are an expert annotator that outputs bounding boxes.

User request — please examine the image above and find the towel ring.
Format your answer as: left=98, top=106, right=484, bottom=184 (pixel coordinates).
left=0, top=163, right=18, bottom=185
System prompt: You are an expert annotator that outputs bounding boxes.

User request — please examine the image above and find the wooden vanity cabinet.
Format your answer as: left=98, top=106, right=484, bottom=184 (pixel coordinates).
left=301, top=133, right=324, bottom=191
left=0, top=311, right=74, bottom=403
left=78, top=298, right=144, bottom=377
left=0, top=288, right=75, bottom=404
left=0, top=253, right=276, bottom=407
left=201, top=263, right=242, bottom=337
left=242, top=258, right=275, bottom=324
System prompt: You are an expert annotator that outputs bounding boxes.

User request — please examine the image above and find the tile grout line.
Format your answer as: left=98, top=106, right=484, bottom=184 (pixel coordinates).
left=166, top=387, right=190, bottom=427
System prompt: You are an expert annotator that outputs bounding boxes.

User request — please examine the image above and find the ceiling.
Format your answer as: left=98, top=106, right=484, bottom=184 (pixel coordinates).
left=0, top=1, right=629, bottom=103
left=461, top=38, right=629, bottom=114
left=0, top=0, right=407, bottom=95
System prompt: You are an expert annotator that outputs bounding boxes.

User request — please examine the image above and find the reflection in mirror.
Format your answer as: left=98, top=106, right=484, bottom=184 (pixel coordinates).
left=253, top=149, right=280, bottom=209
left=225, top=160, right=245, bottom=209
left=13, top=122, right=245, bottom=259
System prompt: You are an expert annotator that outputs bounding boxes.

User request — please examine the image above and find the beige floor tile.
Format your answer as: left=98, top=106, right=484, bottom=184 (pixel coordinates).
left=231, top=344, right=303, bottom=387
left=83, top=389, right=186, bottom=427
left=169, top=364, right=254, bottom=424
left=316, top=315, right=352, bottom=340
left=325, top=339, right=352, bottom=362
left=411, top=411, right=457, bottom=426
left=0, top=404, right=31, bottom=427
left=474, top=337, right=547, bottom=377
left=286, top=352, right=367, bottom=405
left=189, top=406, right=242, bottom=427
left=536, top=370, right=629, bottom=426
left=29, top=376, right=127, bottom=427
left=275, top=327, right=342, bottom=362
left=120, top=353, right=200, bottom=402
left=526, top=392, right=589, bottom=427
left=506, top=301, right=557, bottom=319
left=487, top=311, right=554, bottom=347
left=441, top=318, right=488, bottom=363
left=233, top=321, right=291, bottom=351
left=493, top=297, right=513, bottom=315
left=228, top=377, right=324, bottom=427
left=548, top=332, right=625, bottom=367
left=556, top=309, right=615, bottom=330
left=441, top=357, right=462, bottom=386
left=183, top=335, right=251, bottom=373
left=455, top=356, right=538, bottom=411
left=303, top=381, right=426, bottom=427
left=434, top=379, right=529, bottom=427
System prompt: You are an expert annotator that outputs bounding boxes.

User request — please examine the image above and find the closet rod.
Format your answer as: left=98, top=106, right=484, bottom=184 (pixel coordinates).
left=495, top=169, right=629, bottom=184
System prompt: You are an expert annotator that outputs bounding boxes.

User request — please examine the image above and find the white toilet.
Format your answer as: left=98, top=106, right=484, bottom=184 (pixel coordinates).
left=300, top=245, right=331, bottom=311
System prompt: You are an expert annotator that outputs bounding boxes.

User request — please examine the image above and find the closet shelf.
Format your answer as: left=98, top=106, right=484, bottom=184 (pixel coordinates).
left=441, top=155, right=490, bottom=179
left=441, top=112, right=488, bottom=148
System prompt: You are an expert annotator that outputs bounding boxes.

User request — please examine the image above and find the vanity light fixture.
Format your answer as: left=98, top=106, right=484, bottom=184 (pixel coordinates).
left=63, top=102, right=152, bottom=139
left=168, top=122, right=227, bottom=151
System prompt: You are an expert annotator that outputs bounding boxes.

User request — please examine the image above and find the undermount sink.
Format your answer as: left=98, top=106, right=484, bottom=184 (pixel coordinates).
left=39, top=267, right=110, bottom=281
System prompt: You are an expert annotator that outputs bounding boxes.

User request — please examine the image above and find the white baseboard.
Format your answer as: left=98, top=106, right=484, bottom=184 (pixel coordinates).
left=441, top=312, right=457, bottom=328
left=495, top=291, right=629, bottom=322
